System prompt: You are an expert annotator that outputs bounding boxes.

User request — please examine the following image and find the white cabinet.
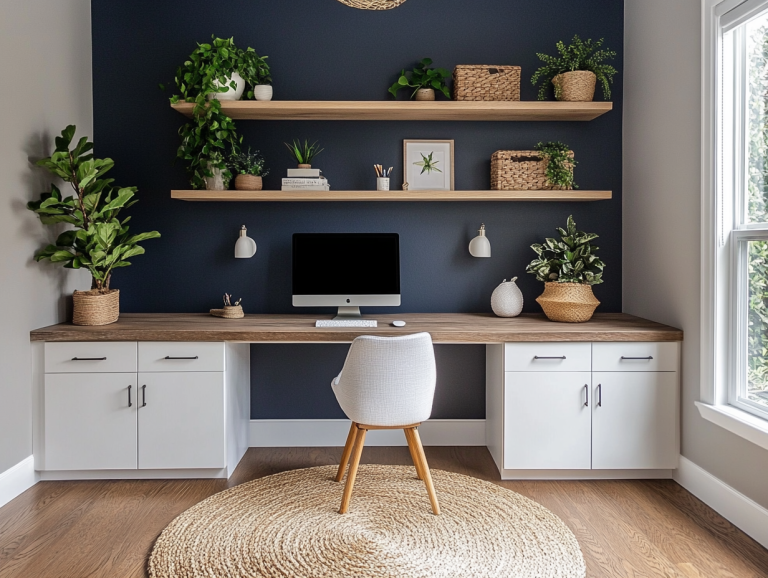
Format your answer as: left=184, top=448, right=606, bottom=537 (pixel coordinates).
left=592, top=372, right=679, bottom=469
left=504, top=372, right=592, bottom=469
left=137, top=372, right=225, bottom=469
left=44, top=373, right=138, bottom=470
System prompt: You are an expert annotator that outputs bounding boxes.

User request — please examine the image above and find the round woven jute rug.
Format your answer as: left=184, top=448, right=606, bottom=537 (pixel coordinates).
left=149, top=465, right=586, bottom=578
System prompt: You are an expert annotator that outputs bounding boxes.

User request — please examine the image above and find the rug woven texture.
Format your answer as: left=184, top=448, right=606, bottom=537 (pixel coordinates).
left=149, top=465, right=586, bottom=578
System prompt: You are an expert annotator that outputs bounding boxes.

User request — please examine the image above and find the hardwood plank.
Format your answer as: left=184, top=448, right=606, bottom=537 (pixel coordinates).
left=170, top=100, right=613, bottom=122
left=170, top=189, right=613, bottom=202
left=29, top=312, right=684, bottom=343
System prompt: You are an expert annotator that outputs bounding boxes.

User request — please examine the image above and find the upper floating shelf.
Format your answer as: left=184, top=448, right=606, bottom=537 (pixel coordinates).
left=170, top=100, right=613, bottom=122
left=171, top=190, right=612, bottom=202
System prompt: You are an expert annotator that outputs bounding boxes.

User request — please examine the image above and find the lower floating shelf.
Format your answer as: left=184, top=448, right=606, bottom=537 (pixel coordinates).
left=171, top=190, right=612, bottom=202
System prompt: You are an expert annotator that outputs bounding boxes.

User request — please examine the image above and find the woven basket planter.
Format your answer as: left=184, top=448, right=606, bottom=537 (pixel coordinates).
left=336, top=0, right=406, bottom=9
left=453, top=65, right=521, bottom=101
left=536, top=282, right=599, bottom=323
left=210, top=305, right=244, bottom=319
left=490, top=150, right=574, bottom=191
left=552, top=71, right=596, bottom=102
left=72, top=289, right=119, bottom=326
left=235, top=175, right=263, bottom=191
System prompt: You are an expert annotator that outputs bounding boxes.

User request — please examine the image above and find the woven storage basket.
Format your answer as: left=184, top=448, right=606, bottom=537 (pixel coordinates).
left=552, top=71, right=597, bottom=102
left=235, top=175, right=263, bottom=191
left=536, top=282, right=599, bottom=323
left=490, top=150, right=573, bottom=191
left=453, top=65, right=521, bottom=101
left=210, top=305, right=244, bottom=319
left=72, top=289, right=119, bottom=326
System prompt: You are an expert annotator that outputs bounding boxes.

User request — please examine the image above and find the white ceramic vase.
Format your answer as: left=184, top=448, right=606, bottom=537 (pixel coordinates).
left=491, top=277, right=524, bottom=318
left=208, top=71, right=245, bottom=101
left=204, top=164, right=226, bottom=191
left=253, top=85, right=273, bottom=101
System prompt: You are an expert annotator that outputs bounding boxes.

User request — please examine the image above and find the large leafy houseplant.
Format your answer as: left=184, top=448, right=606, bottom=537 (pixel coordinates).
left=388, top=58, right=451, bottom=99
left=27, top=125, right=160, bottom=293
left=526, top=215, right=604, bottom=284
left=531, top=35, right=617, bottom=100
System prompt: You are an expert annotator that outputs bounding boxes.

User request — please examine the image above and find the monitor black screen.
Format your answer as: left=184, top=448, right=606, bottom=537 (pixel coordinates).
left=292, top=233, right=400, bottom=295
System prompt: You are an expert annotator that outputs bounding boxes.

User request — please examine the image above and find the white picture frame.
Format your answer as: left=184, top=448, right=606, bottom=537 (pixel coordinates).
left=403, top=139, right=454, bottom=191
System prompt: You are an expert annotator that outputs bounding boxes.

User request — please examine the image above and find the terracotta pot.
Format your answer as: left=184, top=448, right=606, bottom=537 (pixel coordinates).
left=551, top=71, right=597, bottom=102
left=72, top=289, right=119, bottom=326
left=298, top=163, right=312, bottom=169
left=535, top=282, right=599, bottom=323
left=414, top=88, right=436, bottom=101
left=235, top=174, right=263, bottom=191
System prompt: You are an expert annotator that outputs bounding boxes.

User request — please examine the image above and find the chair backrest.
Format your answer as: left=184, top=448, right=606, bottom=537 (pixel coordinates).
left=332, top=332, right=436, bottom=427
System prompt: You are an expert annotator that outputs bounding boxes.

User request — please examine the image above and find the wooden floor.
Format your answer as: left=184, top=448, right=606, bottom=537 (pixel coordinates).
left=0, top=447, right=767, bottom=578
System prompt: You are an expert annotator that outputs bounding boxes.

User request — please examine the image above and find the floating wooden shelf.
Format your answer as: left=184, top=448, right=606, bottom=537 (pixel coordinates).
left=170, top=100, right=612, bottom=122
left=171, top=190, right=612, bottom=202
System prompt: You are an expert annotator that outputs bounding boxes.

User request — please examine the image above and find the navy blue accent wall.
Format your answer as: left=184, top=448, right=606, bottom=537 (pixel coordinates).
left=92, top=0, right=623, bottom=419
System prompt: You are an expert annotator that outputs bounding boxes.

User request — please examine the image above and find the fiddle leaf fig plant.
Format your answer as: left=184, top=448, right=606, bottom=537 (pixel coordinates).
left=27, top=125, right=160, bottom=291
left=388, top=58, right=451, bottom=99
left=535, top=141, right=577, bottom=189
left=526, top=215, right=604, bottom=285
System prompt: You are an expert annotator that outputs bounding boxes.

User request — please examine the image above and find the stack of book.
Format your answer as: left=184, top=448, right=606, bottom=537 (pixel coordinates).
left=281, top=168, right=330, bottom=191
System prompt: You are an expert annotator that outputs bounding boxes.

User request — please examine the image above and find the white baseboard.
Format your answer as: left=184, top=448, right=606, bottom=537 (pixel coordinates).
left=674, top=455, right=768, bottom=549
left=250, top=419, right=486, bottom=447
left=0, top=456, right=39, bottom=509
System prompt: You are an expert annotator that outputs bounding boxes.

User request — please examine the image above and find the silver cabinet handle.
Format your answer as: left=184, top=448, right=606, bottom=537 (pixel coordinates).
left=128, top=385, right=132, bottom=407
left=533, top=356, right=567, bottom=360
left=597, top=383, right=602, bottom=407
left=164, top=356, right=199, bottom=360
left=72, top=357, right=107, bottom=361
left=141, top=385, right=147, bottom=407
left=583, top=384, right=589, bottom=407
left=620, top=356, right=653, bottom=360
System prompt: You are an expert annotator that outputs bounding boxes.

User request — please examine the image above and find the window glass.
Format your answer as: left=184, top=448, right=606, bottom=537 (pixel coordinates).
left=746, top=14, right=768, bottom=224
left=747, top=239, right=768, bottom=410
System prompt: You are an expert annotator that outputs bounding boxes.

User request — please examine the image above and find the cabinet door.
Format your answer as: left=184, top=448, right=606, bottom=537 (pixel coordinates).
left=592, top=372, right=678, bottom=469
left=44, top=373, right=137, bottom=470
left=137, top=372, right=225, bottom=469
left=504, top=372, right=592, bottom=470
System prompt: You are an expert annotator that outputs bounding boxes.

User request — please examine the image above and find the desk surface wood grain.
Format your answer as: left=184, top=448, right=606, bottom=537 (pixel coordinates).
left=30, top=312, right=683, bottom=343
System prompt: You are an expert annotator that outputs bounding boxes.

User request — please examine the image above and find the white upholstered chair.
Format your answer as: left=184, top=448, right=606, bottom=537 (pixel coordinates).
left=331, top=332, right=440, bottom=515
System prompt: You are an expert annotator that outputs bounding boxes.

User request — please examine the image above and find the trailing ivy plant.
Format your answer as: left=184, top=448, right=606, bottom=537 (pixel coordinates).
left=284, top=139, right=324, bottom=165
left=27, top=125, right=160, bottom=291
left=388, top=58, right=451, bottom=99
left=535, top=141, right=577, bottom=189
left=526, top=215, right=604, bottom=285
left=531, top=35, right=617, bottom=100
left=164, top=36, right=271, bottom=189
left=229, top=147, right=269, bottom=177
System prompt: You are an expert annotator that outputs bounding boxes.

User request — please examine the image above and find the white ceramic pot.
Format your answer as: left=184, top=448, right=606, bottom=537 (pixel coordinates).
left=414, top=88, right=436, bottom=101
left=208, top=71, right=245, bottom=101
left=491, top=277, right=524, bottom=318
left=253, top=85, right=273, bottom=101
left=204, top=164, right=226, bottom=191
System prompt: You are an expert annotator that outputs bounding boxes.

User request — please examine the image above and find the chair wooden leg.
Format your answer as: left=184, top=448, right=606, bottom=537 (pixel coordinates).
left=335, top=421, right=358, bottom=482
left=404, top=428, right=423, bottom=480
left=410, top=427, right=441, bottom=515
left=339, top=426, right=366, bottom=514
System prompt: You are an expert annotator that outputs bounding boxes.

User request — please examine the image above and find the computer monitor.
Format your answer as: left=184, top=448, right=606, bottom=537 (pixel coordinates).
left=292, top=233, right=401, bottom=318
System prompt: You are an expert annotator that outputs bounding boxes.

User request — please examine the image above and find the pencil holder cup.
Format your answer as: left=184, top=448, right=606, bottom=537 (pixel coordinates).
left=377, top=177, right=390, bottom=191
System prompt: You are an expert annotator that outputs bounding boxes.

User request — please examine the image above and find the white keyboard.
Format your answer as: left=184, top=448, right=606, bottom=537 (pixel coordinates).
left=315, top=320, right=378, bottom=328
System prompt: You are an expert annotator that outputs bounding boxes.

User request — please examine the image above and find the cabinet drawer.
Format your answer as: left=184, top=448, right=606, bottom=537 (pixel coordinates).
left=138, top=342, right=224, bottom=372
left=592, top=342, right=678, bottom=372
left=504, top=343, right=591, bottom=372
left=45, top=342, right=137, bottom=373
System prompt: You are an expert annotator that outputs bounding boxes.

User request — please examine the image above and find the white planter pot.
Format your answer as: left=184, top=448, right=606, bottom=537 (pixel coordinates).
left=253, top=85, right=273, bottom=101
left=491, top=277, right=524, bottom=317
left=204, top=164, right=226, bottom=191
left=208, top=71, right=245, bottom=101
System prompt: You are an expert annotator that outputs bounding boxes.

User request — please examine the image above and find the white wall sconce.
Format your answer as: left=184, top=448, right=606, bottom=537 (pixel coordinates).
left=469, top=223, right=491, bottom=258
left=235, top=225, right=257, bottom=258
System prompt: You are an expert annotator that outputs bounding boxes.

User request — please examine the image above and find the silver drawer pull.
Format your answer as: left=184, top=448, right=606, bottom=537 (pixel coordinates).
left=164, top=356, right=199, bottom=360
left=71, top=357, right=107, bottom=361
left=620, top=356, right=654, bottom=360
left=534, top=356, right=566, bottom=360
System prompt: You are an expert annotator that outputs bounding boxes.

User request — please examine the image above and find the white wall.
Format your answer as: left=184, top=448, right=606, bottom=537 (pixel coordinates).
left=0, top=0, right=92, bottom=474
left=624, top=0, right=768, bottom=508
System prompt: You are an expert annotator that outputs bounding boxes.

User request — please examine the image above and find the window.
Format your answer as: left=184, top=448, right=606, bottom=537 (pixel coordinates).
left=716, top=0, right=768, bottom=420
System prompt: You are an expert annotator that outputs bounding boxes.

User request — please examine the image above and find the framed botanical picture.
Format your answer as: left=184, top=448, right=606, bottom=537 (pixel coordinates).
left=403, top=139, right=454, bottom=191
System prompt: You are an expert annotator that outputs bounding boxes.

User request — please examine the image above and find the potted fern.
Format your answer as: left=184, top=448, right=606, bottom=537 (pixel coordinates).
left=525, top=215, right=604, bottom=323
left=27, top=126, right=160, bottom=326
left=531, top=35, right=617, bottom=102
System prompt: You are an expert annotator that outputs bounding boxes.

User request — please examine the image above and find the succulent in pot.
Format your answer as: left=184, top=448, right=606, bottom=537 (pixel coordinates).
left=531, top=35, right=617, bottom=102
left=229, top=147, right=269, bottom=190
left=388, top=58, right=451, bottom=101
left=525, top=215, right=604, bottom=323
left=284, top=139, right=324, bottom=168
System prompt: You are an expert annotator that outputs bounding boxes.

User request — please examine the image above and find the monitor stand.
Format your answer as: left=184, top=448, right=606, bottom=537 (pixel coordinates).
left=334, top=306, right=362, bottom=319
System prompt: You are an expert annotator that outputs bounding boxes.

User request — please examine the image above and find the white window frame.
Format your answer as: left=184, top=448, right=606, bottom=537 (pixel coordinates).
left=700, top=0, right=768, bottom=449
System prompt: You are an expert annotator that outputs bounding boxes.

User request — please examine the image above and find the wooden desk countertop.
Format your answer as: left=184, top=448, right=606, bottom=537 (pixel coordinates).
left=30, top=313, right=683, bottom=343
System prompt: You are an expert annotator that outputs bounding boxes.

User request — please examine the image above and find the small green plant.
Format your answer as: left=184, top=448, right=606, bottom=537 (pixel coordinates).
left=284, top=139, right=324, bottom=165
left=526, top=215, right=604, bottom=285
left=229, top=147, right=269, bottom=176
left=27, top=125, right=160, bottom=291
left=413, top=152, right=442, bottom=175
left=388, top=58, right=451, bottom=99
left=531, top=35, right=617, bottom=100
left=535, top=141, right=577, bottom=189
